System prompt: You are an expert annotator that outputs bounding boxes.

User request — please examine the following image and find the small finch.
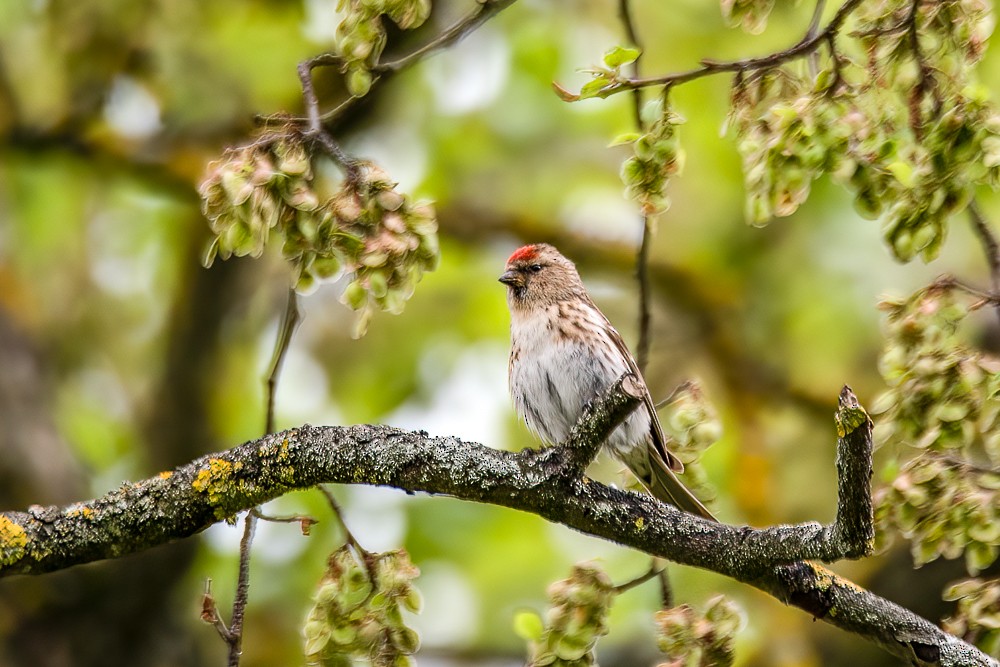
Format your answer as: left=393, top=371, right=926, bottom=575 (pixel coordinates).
left=499, top=243, right=715, bottom=521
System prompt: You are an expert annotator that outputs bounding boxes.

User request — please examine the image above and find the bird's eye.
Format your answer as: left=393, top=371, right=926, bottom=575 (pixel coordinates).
left=528, top=264, right=543, bottom=273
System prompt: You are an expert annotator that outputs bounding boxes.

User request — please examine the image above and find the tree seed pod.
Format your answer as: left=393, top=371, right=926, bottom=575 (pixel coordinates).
left=221, top=168, right=254, bottom=206
left=312, top=255, right=342, bottom=280
left=347, top=67, right=373, bottom=97
left=376, top=189, right=405, bottom=212
left=303, top=623, right=332, bottom=656
left=342, top=280, right=368, bottom=310
left=329, top=622, right=358, bottom=646
left=391, top=626, right=420, bottom=654
left=283, top=180, right=320, bottom=211
left=361, top=250, right=389, bottom=267
left=367, top=270, right=388, bottom=298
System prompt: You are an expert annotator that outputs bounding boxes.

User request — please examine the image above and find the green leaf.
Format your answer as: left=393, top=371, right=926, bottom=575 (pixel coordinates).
left=602, top=45, right=641, bottom=68
left=579, top=77, right=611, bottom=100
left=608, top=132, right=641, bottom=147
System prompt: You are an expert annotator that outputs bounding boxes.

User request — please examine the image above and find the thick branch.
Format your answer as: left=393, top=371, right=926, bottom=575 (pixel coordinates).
left=824, top=385, right=874, bottom=557
left=0, top=387, right=992, bottom=665
left=562, top=373, right=644, bottom=470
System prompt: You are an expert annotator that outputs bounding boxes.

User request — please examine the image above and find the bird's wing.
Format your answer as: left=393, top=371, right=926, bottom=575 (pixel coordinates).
left=591, top=298, right=684, bottom=473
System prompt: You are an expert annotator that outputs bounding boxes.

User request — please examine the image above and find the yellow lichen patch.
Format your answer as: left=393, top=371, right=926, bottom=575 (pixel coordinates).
left=259, top=438, right=292, bottom=464
left=835, top=406, right=869, bottom=438
left=0, top=515, right=28, bottom=567
left=158, top=471, right=173, bottom=480
left=192, top=458, right=245, bottom=519
left=813, top=562, right=866, bottom=594
left=66, top=505, right=95, bottom=520
left=635, top=516, right=646, bottom=530
left=276, top=439, right=291, bottom=462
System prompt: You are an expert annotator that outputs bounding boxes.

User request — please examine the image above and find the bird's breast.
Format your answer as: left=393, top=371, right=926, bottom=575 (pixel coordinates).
left=508, top=307, right=625, bottom=444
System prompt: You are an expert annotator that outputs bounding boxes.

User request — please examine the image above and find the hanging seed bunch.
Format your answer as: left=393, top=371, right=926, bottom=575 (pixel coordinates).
left=654, top=596, right=742, bottom=667
left=840, top=90, right=998, bottom=262
left=731, top=75, right=855, bottom=226
left=872, top=284, right=1000, bottom=573
left=943, top=577, right=1000, bottom=653
left=659, top=381, right=721, bottom=503
left=618, top=97, right=686, bottom=216
left=721, top=0, right=1000, bottom=259
left=200, top=136, right=317, bottom=265
left=320, top=164, right=439, bottom=337
left=719, top=0, right=774, bottom=34
left=521, top=562, right=617, bottom=666
left=334, top=0, right=431, bottom=97
left=876, top=454, right=1000, bottom=572
left=873, top=286, right=1000, bottom=458
left=304, top=545, right=422, bottom=667
left=200, top=137, right=439, bottom=337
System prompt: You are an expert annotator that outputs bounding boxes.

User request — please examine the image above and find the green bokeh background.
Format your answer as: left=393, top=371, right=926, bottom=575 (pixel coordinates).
left=0, top=1, right=998, bottom=665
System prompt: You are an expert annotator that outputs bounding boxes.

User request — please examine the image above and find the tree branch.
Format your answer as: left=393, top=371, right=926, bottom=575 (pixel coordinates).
left=616, top=0, right=654, bottom=375
left=968, top=199, right=1000, bottom=327
left=0, top=385, right=993, bottom=665
left=610, top=0, right=863, bottom=94
left=825, top=385, right=874, bottom=557
left=373, top=0, right=519, bottom=74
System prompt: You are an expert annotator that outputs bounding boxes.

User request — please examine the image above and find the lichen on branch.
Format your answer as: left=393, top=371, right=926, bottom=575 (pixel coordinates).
left=0, top=383, right=993, bottom=664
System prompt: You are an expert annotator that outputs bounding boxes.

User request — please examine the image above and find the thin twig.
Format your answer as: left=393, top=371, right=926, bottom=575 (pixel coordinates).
left=658, top=567, right=673, bottom=608
left=613, top=561, right=664, bottom=594
left=227, top=511, right=257, bottom=667
left=264, top=289, right=302, bottom=434
left=201, top=579, right=234, bottom=642
left=654, top=379, right=696, bottom=410
left=805, top=0, right=827, bottom=77
left=967, top=200, right=1000, bottom=327
left=931, top=453, right=1000, bottom=478
left=374, top=0, right=519, bottom=74
left=904, top=0, right=934, bottom=135
left=617, top=0, right=643, bottom=128
left=224, top=288, right=303, bottom=665
left=311, top=0, right=519, bottom=125
left=317, top=485, right=370, bottom=557
left=635, top=216, right=653, bottom=374
left=618, top=0, right=654, bottom=374
left=932, top=275, right=1000, bottom=305
left=612, top=0, right=864, bottom=94
left=251, top=508, right=318, bottom=534
left=314, top=130, right=362, bottom=184
left=296, top=56, right=362, bottom=182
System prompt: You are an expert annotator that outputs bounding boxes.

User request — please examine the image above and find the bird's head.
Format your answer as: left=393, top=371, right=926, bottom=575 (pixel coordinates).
left=499, top=243, right=585, bottom=310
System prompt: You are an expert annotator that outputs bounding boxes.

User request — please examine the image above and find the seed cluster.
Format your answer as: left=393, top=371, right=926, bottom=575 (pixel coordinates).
left=199, top=136, right=438, bottom=337
left=303, top=546, right=422, bottom=667
left=654, top=596, right=742, bottom=667
left=523, top=563, right=616, bottom=666
left=873, top=286, right=1000, bottom=573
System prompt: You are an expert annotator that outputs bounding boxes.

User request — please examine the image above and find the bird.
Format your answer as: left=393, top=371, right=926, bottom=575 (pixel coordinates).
left=499, top=243, right=715, bottom=521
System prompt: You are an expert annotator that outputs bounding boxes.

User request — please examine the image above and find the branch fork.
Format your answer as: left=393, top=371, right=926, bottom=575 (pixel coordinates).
left=1, top=384, right=995, bottom=664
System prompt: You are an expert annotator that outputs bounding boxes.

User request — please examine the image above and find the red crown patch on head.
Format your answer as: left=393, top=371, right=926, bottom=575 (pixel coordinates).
left=507, top=245, right=541, bottom=264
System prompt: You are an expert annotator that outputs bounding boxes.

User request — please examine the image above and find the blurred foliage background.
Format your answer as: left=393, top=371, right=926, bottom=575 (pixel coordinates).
left=1, top=0, right=999, bottom=665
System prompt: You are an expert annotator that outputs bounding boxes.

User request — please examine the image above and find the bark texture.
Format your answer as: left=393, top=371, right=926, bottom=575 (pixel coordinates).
left=0, top=380, right=994, bottom=666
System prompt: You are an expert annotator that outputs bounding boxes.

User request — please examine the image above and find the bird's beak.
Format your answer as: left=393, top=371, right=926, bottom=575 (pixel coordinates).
left=498, top=270, right=522, bottom=287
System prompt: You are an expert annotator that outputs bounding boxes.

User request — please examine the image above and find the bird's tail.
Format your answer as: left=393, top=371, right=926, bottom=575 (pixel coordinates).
left=647, top=455, right=716, bottom=522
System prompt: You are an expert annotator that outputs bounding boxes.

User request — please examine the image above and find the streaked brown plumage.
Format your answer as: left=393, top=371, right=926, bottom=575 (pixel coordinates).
left=499, top=243, right=715, bottom=521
